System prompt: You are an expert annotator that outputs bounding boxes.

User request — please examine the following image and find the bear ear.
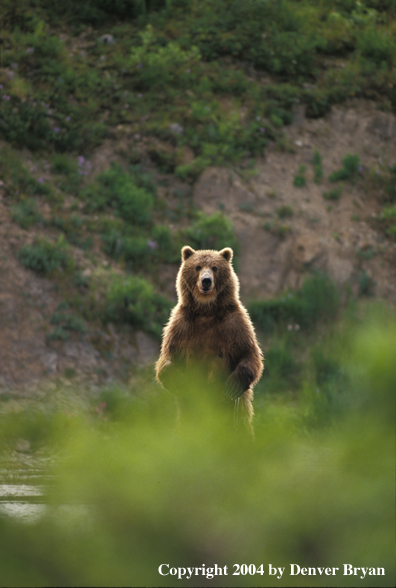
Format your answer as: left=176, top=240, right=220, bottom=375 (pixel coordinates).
left=182, top=246, right=195, bottom=261
left=219, top=247, right=233, bottom=263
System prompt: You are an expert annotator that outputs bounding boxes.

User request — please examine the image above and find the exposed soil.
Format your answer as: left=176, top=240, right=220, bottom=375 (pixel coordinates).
left=194, top=100, right=396, bottom=300
left=0, top=100, right=395, bottom=393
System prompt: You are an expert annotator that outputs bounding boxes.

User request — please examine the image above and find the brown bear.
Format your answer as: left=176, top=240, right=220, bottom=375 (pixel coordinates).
left=156, top=246, right=263, bottom=432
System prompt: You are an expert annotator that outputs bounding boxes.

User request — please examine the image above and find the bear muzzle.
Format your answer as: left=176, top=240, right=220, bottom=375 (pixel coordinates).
left=199, top=270, right=214, bottom=294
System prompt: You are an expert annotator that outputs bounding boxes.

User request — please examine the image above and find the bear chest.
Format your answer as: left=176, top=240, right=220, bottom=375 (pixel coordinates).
left=184, top=317, right=227, bottom=361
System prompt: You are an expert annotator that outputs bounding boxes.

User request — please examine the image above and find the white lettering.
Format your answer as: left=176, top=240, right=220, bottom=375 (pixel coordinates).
left=158, top=564, right=169, bottom=576
left=268, top=565, right=284, bottom=578
left=290, top=564, right=301, bottom=575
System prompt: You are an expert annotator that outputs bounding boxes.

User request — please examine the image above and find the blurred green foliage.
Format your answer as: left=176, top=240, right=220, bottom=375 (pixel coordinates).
left=249, top=272, right=340, bottom=334
left=10, top=198, right=44, bottom=229
left=0, top=307, right=394, bottom=587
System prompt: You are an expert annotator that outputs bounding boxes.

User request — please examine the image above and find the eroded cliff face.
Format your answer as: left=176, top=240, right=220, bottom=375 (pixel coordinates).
left=193, top=101, right=396, bottom=300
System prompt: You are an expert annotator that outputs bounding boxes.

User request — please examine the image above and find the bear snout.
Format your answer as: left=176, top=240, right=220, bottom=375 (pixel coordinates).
left=199, top=270, right=214, bottom=293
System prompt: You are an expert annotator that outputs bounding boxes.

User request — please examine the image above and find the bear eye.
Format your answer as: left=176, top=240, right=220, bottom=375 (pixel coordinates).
left=212, top=267, right=217, bottom=272
left=195, top=265, right=201, bottom=271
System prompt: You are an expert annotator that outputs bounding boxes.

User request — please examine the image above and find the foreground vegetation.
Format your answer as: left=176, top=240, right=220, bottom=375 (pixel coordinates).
left=0, top=305, right=394, bottom=587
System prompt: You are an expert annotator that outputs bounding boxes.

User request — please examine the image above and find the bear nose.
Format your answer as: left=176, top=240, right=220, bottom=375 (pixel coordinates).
left=202, top=277, right=212, bottom=289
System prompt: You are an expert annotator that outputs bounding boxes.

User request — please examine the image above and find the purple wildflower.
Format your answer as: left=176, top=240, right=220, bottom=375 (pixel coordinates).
left=260, top=127, right=265, bottom=132
left=2, top=95, right=10, bottom=101
left=38, top=177, right=44, bottom=184
left=137, top=94, right=142, bottom=98
left=148, top=240, right=157, bottom=250
left=66, top=116, right=71, bottom=122
left=26, top=48, right=34, bottom=53
left=137, top=63, right=143, bottom=68
left=54, top=127, right=60, bottom=133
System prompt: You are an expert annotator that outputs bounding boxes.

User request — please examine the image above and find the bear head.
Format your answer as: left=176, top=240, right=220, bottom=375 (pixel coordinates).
left=176, top=246, right=239, bottom=306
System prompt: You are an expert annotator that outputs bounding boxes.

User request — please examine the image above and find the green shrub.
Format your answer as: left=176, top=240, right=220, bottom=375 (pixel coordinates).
left=312, top=148, right=323, bottom=183
left=323, top=187, right=342, bottom=200
left=264, top=340, right=301, bottom=392
left=151, top=224, right=180, bottom=262
left=51, top=154, right=78, bottom=176
left=50, top=307, right=86, bottom=334
left=129, top=25, right=201, bottom=91
left=358, top=271, right=376, bottom=297
left=329, top=153, right=360, bottom=182
left=381, top=203, right=396, bottom=220
left=0, top=148, right=53, bottom=197
left=357, top=27, right=396, bottom=67
left=11, top=199, right=43, bottom=229
left=102, top=231, right=152, bottom=268
left=46, top=326, right=70, bottom=341
left=17, top=236, right=71, bottom=274
left=293, top=165, right=307, bottom=187
left=277, top=205, right=294, bottom=219
left=104, top=273, right=171, bottom=338
left=184, top=212, right=239, bottom=253
left=83, top=164, right=154, bottom=224
left=249, top=272, right=339, bottom=333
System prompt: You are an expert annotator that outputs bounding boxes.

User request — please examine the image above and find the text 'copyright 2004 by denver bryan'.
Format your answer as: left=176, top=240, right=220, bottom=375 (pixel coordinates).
left=158, top=563, right=386, bottom=581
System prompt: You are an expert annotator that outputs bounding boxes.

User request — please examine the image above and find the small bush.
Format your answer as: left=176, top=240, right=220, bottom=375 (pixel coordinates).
left=104, top=274, right=172, bottom=338
left=312, top=148, right=323, bottom=183
left=357, top=27, right=396, bottom=67
left=293, top=165, right=307, bottom=187
left=46, top=327, right=70, bottom=341
left=329, top=154, right=360, bottom=182
left=277, top=205, right=294, bottom=219
left=263, top=221, right=291, bottom=240
left=17, top=236, right=71, bottom=274
left=50, top=308, right=86, bottom=334
left=358, top=271, right=376, bottom=297
left=184, top=212, right=239, bottom=253
left=323, top=187, right=342, bottom=200
left=83, top=164, right=154, bottom=224
left=51, top=154, right=77, bottom=175
left=249, top=272, right=339, bottom=333
left=11, top=199, right=43, bottom=229
left=102, top=231, right=152, bottom=268
left=129, top=25, right=201, bottom=91
left=264, top=340, right=301, bottom=392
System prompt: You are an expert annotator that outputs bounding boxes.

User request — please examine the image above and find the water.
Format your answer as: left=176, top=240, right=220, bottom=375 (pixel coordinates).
left=0, top=456, right=52, bottom=523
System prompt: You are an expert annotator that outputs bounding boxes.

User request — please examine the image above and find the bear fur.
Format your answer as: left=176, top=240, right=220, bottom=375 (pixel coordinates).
left=156, top=246, right=263, bottom=431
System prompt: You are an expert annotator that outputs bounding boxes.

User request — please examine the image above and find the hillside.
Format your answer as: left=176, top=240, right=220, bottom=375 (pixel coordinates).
left=0, top=0, right=396, bottom=393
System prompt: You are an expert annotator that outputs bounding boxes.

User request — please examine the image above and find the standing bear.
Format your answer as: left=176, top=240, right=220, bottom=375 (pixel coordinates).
left=156, top=246, right=263, bottom=431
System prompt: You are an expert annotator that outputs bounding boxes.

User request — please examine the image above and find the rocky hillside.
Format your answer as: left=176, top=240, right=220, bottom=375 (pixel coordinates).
left=0, top=1, right=395, bottom=393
